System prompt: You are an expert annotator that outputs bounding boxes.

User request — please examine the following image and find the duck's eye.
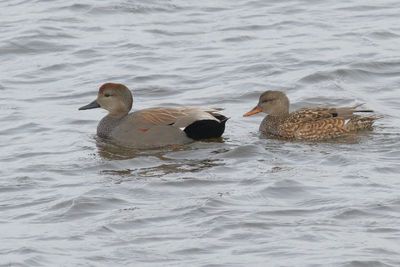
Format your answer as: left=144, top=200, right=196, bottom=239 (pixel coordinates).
left=104, top=93, right=112, bottom=97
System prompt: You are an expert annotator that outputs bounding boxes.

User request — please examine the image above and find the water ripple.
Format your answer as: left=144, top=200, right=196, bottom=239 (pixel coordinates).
left=1, top=0, right=400, bottom=266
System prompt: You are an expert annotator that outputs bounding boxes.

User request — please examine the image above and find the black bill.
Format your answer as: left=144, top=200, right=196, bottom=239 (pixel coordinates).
left=79, top=100, right=100, bottom=110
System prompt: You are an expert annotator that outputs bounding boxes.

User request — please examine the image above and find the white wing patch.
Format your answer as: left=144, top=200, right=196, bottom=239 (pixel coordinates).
left=173, top=110, right=218, bottom=128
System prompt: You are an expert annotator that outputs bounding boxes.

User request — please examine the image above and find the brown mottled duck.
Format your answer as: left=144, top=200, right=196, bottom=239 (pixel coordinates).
left=243, top=91, right=379, bottom=141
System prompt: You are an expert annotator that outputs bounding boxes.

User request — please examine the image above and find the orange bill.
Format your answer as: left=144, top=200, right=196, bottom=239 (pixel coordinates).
left=243, top=106, right=262, bottom=117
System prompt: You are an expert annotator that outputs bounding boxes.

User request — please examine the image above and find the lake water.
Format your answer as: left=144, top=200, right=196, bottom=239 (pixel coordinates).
left=1, top=0, right=400, bottom=266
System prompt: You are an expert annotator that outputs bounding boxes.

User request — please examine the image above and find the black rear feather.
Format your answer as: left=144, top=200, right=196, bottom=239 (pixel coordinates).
left=354, top=109, right=374, bottom=113
left=184, top=115, right=228, bottom=140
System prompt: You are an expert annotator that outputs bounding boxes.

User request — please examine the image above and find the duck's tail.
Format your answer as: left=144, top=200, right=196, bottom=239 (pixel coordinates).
left=352, top=103, right=374, bottom=113
left=334, top=104, right=374, bottom=119
left=345, top=115, right=382, bottom=131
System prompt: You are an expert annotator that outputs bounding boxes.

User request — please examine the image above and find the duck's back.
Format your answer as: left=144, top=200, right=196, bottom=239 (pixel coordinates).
left=260, top=106, right=378, bottom=140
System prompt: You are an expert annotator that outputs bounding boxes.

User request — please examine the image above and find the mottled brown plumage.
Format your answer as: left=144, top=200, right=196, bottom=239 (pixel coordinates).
left=244, top=91, right=379, bottom=141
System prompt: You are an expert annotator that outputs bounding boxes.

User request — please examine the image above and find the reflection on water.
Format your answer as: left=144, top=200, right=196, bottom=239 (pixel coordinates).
left=95, top=135, right=226, bottom=160
left=96, top=136, right=227, bottom=182
left=101, top=159, right=224, bottom=179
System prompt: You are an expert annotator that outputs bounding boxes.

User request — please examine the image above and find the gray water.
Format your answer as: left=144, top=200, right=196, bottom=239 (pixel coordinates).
left=1, top=0, right=400, bottom=266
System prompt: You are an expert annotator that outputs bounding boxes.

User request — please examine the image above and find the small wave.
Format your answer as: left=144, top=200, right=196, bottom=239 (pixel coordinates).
left=298, top=67, right=400, bottom=84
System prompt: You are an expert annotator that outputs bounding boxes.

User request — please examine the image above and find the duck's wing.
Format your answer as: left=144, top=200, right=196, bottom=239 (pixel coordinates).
left=128, top=107, right=223, bottom=128
left=285, top=107, right=335, bottom=124
left=291, top=117, right=349, bottom=140
left=277, top=105, right=377, bottom=140
left=287, top=104, right=373, bottom=124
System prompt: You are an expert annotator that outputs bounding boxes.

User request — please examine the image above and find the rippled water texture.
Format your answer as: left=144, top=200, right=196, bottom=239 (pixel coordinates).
left=1, top=0, right=400, bottom=266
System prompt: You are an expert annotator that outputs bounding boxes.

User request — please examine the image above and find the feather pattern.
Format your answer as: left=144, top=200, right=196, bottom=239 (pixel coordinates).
left=246, top=91, right=380, bottom=141
left=127, top=107, right=222, bottom=128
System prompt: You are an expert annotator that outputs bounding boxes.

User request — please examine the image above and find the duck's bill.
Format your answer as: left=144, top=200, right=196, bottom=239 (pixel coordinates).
left=79, top=100, right=100, bottom=110
left=243, top=106, right=262, bottom=117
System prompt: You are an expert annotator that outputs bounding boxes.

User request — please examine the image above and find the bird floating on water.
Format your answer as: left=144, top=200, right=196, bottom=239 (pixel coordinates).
left=79, top=83, right=228, bottom=148
left=243, top=91, right=380, bottom=141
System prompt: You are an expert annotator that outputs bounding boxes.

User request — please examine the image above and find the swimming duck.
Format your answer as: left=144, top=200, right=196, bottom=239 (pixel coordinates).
left=79, top=83, right=228, bottom=148
left=243, top=91, right=379, bottom=141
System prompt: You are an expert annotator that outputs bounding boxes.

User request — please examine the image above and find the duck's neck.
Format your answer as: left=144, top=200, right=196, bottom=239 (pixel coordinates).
left=262, top=108, right=289, bottom=135
left=268, top=107, right=289, bottom=117
left=97, top=114, right=127, bottom=138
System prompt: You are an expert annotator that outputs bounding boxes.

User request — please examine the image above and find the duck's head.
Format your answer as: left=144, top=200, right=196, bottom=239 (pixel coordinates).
left=79, top=83, right=133, bottom=116
left=243, top=91, right=289, bottom=117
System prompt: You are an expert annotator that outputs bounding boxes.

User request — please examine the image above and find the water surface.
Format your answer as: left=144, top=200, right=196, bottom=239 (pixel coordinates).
left=1, top=0, right=400, bottom=266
